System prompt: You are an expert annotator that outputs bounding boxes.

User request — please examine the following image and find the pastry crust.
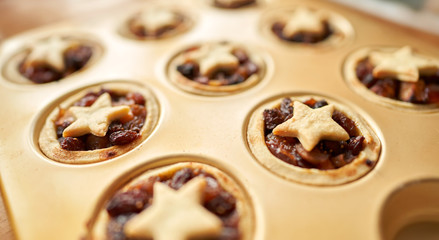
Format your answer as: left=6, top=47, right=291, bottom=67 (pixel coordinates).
left=247, top=95, right=381, bottom=186
left=39, top=82, right=159, bottom=164
left=168, top=42, right=266, bottom=96
left=89, top=162, right=253, bottom=240
left=344, top=46, right=439, bottom=111
left=3, top=34, right=102, bottom=85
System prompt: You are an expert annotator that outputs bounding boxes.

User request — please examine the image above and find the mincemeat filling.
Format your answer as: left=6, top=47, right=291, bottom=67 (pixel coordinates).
left=263, top=98, right=365, bottom=170
left=176, top=48, right=259, bottom=86
left=19, top=45, right=92, bottom=84
left=106, top=167, right=241, bottom=240
left=54, top=89, right=146, bottom=151
left=271, top=21, right=333, bottom=44
left=356, top=58, right=439, bottom=104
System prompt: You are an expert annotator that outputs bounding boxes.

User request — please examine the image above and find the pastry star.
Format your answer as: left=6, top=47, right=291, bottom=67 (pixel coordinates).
left=273, top=101, right=349, bottom=151
left=134, top=7, right=180, bottom=33
left=282, top=7, right=326, bottom=38
left=62, top=93, right=130, bottom=138
left=25, top=36, right=74, bottom=71
left=124, top=177, right=222, bottom=240
left=186, top=43, right=239, bottom=77
left=369, top=46, right=439, bottom=83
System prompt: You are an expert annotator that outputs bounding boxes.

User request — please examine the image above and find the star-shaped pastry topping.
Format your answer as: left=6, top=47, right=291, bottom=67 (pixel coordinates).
left=24, top=36, right=74, bottom=71
left=369, top=46, right=439, bottom=83
left=282, top=7, right=326, bottom=38
left=62, top=93, right=130, bottom=138
left=133, top=7, right=180, bottom=33
left=124, top=177, right=222, bottom=240
left=273, top=101, right=349, bottom=151
left=185, top=43, right=239, bottom=77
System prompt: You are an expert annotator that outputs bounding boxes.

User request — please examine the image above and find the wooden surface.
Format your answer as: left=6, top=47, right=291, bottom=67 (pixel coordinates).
left=0, top=191, right=14, bottom=240
left=0, top=0, right=438, bottom=239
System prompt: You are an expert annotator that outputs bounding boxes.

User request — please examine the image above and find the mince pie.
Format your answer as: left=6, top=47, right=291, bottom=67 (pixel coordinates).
left=264, top=6, right=352, bottom=47
left=344, top=46, right=439, bottom=108
left=6, top=35, right=100, bottom=84
left=247, top=95, right=380, bottom=185
left=121, top=6, right=191, bottom=40
left=88, top=162, right=253, bottom=240
left=213, top=0, right=256, bottom=9
left=39, top=82, right=159, bottom=164
left=168, top=41, right=265, bottom=95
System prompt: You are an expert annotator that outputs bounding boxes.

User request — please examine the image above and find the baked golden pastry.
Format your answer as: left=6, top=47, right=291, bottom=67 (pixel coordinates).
left=168, top=41, right=265, bottom=96
left=88, top=162, right=253, bottom=240
left=5, top=35, right=100, bottom=84
left=121, top=6, right=191, bottom=40
left=344, top=46, right=439, bottom=108
left=247, top=95, right=381, bottom=186
left=39, top=82, right=159, bottom=164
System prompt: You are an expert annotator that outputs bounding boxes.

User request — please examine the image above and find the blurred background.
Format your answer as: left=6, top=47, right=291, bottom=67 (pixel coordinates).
left=0, top=0, right=438, bottom=39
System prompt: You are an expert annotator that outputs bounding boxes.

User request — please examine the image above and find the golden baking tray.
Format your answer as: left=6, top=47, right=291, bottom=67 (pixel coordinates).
left=0, top=0, right=438, bottom=239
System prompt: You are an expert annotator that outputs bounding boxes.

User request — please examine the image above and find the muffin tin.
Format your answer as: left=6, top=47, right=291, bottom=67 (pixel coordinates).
left=0, top=0, right=438, bottom=239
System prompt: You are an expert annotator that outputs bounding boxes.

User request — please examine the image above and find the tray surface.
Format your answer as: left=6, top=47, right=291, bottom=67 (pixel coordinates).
left=0, top=0, right=438, bottom=239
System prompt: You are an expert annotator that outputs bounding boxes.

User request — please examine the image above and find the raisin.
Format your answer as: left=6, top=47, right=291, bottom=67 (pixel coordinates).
left=348, top=136, right=365, bottom=156
left=332, top=111, right=357, bottom=137
left=370, top=78, right=399, bottom=99
left=130, top=105, right=147, bottom=118
left=319, top=140, right=347, bottom=156
left=106, top=214, right=136, bottom=240
left=55, top=120, right=72, bottom=138
left=109, top=130, right=138, bottom=145
left=244, top=61, right=259, bottom=76
left=205, top=191, right=236, bottom=216
left=64, top=45, right=92, bottom=73
left=106, top=189, right=149, bottom=217
left=169, top=168, right=193, bottom=190
left=232, top=49, right=249, bottom=63
left=263, top=109, right=285, bottom=132
left=59, top=137, right=86, bottom=151
left=177, top=62, right=199, bottom=79
left=74, top=94, right=98, bottom=107
left=126, top=92, right=145, bottom=105
left=426, top=83, right=439, bottom=103
left=221, top=210, right=240, bottom=228
left=20, top=63, right=62, bottom=83
left=140, top=176, right=160, bottom=196
left=194, top=76, right=209, bottom=84
left=314, top=100, right=328, bottom=109
left=97, top=88, right=115, bottom=98
left=219, top=227, right=241, bottom=240
left=399, top=81, right=427, bottom=103
left=86, top=135, right=110, bottom=150
left=108, top=121, right=124, bottom=134
left=271, top=22, right=284, bottom=37
left=356, top=59, right=376, bottom=87
left=280, top=98, right=294, bottom=117
left=227, top=74, right=244, bottom=85
left=265, top=133, right=313, bottom=168
left=203, top=176, right=221, bottom=202
left=366, top=159, right=374, bottom=167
